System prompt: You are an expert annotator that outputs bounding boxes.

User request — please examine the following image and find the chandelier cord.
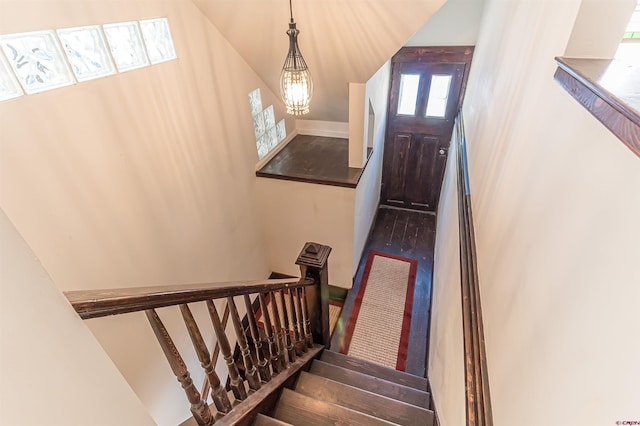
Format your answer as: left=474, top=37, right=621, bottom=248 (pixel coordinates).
left=289, top=0, right=294, bottom=23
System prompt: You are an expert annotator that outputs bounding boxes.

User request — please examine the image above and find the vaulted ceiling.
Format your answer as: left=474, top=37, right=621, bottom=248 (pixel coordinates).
left=192, top=0, right=447, bottom=122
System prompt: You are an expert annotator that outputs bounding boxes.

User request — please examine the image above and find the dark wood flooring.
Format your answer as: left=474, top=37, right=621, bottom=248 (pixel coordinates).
left=330, top=206, right=436, bottom=377
left=256, top=135, right=362, bottom=188
left=256, top=135, right=372, bottom=188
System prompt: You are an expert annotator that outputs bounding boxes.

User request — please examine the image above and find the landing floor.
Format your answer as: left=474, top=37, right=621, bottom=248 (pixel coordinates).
left=256, top=135, right=368, bottom=188
left=330, top=206, right=436, bottom=377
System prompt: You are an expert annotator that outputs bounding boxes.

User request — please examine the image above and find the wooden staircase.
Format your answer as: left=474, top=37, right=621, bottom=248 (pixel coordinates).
left=256, top=350, right=434, bottom=426
left=64, top=242, right=439, bottom=426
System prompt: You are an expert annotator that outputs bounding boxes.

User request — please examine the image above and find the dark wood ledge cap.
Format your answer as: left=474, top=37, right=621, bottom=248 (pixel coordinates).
left=554, top=56, right=640, bottom=158
left=256, top=135, right=373, bottom=188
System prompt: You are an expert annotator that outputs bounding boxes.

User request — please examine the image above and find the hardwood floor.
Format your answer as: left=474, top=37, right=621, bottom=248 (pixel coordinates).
left=330, top=206, right=436, bottom=377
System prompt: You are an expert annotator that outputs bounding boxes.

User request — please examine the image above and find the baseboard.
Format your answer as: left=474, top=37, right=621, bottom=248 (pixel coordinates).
left=295, top=119, right=349, bottom=139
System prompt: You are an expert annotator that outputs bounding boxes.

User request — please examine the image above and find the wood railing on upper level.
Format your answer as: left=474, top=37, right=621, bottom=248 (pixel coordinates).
left=65, top=242, right=332, bottom=426
left=453, top=113, right=493, bottom=426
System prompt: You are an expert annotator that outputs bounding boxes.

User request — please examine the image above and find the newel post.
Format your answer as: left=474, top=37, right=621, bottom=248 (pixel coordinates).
left=296, top=242, right=331, bottom=348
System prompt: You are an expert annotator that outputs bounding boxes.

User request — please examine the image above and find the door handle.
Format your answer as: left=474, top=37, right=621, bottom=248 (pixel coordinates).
left=438, top=148, right=447, bottom=156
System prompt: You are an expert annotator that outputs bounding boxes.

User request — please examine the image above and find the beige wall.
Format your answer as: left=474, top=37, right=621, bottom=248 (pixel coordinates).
left=0, top=1, right=286, bottom=424
left=353, top=61, right=391, bottom=274
left=257, top=178, right=355, bottom=288
left=406, top=0, right=485, bottom=46
left=428, top=137, right=465, bottom=426
left=565, top=0, right=637, bottom=58
left=437, top=0, right=640, bottom=424
left=192, top=0, right=447, bottom=122
left=0, top=209, right=156, bottom=426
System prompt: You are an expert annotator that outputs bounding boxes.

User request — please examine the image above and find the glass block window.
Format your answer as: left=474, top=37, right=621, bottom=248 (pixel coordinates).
left=425, top=74, right=452, bottom=118
left=257, top=134, right=269, bottom=158
left=249, top=88, right=262, bottom=115
left=0, top=49, right=23, bottom=101
left=103, top=22, right=149, bottom=72
left=267, top=126, right=278, bottom=150
left=253, top=110, right=266, bottom=139
left=57, top=25, right=116, bottom=82
left=276, top=119, right=286, bottom=143
left=0, top=30, right=75, bottom=94
left=263, top=105, right=275, bottom=129
left=139, top=18, right=177, bottom=64
left=248, top=88, right=286, bottom=159
left=397, top=73, right=420, bottom=115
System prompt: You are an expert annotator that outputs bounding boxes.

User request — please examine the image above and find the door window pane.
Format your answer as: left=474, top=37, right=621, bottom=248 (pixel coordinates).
left=397, top=73, right=420, bottom=115
left=425, top=74, right=452, bottom=118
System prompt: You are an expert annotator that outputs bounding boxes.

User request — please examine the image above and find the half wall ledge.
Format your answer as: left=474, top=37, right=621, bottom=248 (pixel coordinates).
left=256, top=134, right=373, bottom=188
left=554, top=56, right=640, bottom=159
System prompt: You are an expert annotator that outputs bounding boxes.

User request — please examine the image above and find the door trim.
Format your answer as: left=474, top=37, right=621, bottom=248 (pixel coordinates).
left=381, top=46, right=475, bottom=212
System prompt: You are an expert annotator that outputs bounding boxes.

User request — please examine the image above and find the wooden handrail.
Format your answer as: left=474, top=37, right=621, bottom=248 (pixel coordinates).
left=454, top=113, right=493, bottom=426
left=64, top=242, right=331, bottom=426
left=64, top=277, right=314, bottom=319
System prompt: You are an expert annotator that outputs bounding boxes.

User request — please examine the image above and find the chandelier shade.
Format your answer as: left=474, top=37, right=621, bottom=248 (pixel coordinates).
left=279, top=6, right=313, bottom=115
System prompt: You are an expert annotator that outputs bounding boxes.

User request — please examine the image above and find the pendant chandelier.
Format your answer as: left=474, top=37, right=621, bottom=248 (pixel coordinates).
left=279, top=0, right=313, bottom=116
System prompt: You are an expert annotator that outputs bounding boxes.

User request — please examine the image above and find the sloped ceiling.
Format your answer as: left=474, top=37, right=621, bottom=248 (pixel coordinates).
left=192, top=0, right=447, bottom=122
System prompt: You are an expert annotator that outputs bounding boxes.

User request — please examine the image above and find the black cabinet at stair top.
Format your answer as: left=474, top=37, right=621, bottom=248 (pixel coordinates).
left=255, top=350, right=435, bottom=426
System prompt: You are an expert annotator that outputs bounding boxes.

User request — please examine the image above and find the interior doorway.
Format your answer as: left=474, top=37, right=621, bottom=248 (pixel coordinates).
left=381, top=46, right=474, bottom=212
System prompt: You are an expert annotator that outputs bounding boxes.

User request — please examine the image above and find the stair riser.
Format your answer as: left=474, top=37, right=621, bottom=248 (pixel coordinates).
left=310, top=360, right=430, bottom=409
left=295, top=372, right=434, bottom=426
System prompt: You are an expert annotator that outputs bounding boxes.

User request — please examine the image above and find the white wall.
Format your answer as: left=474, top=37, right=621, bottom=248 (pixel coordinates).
left=442, top=0, right=640, bottom=424
left=353, top=61, right=391, bottom=275
left=428, top=138, right=465, bottom=426
left=565, top=0, right=637, bottom=58
left=0, top=1, right=285, bottom=424
left=406, top=0, right=485, bottom=46
left=257, top=178, right=355, bottom=288
left=0, top=209, right=156, bottom=426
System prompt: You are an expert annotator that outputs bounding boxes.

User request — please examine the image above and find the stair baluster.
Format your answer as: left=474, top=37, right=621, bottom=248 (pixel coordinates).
left=200, top=302, right=230, bottom=405
left=206, top=300, right=248, bottom=400
left=299, top=283, right=313, bottom=348
left=269, top=291, right=289, bottom=370
left=258, top=292, right=283, bottom=374
left=243, top=294, right=272, bottom=382
left=292, top=287, right=307, bottom=353
left=286, top=288, right=303, bottom=356
left=277, top=290, right=296, bottom=363
left=227, top=296, right=261, bottom=391
left=145, top=309, right=215, bottom=426
left=179, top=304, right=233, bottom=414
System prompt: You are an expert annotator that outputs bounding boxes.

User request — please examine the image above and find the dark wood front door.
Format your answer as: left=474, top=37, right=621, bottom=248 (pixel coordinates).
left=382, top=47, right=473, bottom=212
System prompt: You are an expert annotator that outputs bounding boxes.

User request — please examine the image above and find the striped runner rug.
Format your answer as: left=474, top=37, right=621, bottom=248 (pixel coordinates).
left=339, top=251, right=417, bottom=371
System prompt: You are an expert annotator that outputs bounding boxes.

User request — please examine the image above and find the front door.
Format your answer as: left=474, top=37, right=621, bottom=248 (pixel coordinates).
left=381, top=47, right=473, bottom=212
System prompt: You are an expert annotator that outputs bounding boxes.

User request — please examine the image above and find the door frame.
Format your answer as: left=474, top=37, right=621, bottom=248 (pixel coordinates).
left=381, top=46, right=474, bottom=211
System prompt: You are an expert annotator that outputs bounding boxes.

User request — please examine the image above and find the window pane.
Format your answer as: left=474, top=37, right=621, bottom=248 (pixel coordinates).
left=103, top=22, right=149, bottom=72
left=425, top=74, right=452, bottom=118
left=57, top=25, right=116, bottom=82
left=397, top=73, right=420, bottom=115
left=0, top=30, right=75, bottom=94
left=0, top=48, right=23, bottom=101
left=139, top=18, right=177, bottom=64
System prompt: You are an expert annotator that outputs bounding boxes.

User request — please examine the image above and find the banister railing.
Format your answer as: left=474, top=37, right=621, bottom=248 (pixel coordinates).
left=65, top=277, right=314, bottom=319
left=454, top=113, right=493, bottom=426
left=65, top=242, right=331, bottom=426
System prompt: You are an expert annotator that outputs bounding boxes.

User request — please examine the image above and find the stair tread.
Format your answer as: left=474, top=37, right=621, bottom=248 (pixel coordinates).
left=254, top=413, right=294, bottom=426
left=274, top=388, right=397, bottom=426
left=321, top=350, right=428, bottom=392
left=295, top=371, right=433, bottom=426
left=310, top=360, right=430, bottom=409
